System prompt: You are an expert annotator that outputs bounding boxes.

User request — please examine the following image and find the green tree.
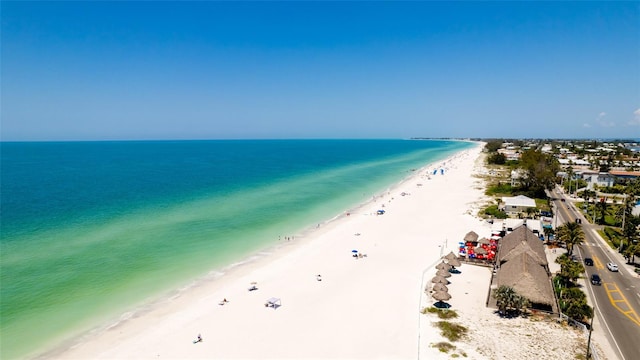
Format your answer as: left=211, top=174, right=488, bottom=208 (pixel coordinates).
left=559, top=287, right=593, bottom=322
left=488, top=153, right=506, bottom=165
left=621, top=193, right=637, bottom=238
left=596, top=198, right=608, bottom=225
left=484, top=140, right=503, bottom=153
left=622, top=242, right=640, bottom=264
left=580, top=189, right=596, bottom=204
left=518, top=149, right=560, bottom=198
left=556, top=222, right=585, bottom=256
left=599, top=154, right=612, bottom=172
left=543, top=227, right=555, bottom=242
left=493, top=285, right=530, bottom=317
left=555, top=254, right=585, bottom=285
left=565, top=166, right=575, bottom=195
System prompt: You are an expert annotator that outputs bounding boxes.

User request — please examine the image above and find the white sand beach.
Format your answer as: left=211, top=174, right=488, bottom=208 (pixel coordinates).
left=46, top=143, right=602, bottom=359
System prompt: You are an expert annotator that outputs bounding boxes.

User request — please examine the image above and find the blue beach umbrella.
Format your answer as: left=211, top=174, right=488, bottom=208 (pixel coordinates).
left=352, top=250, right=358, bottom=253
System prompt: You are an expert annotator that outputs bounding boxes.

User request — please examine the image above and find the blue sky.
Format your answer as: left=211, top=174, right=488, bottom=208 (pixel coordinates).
left=2, top=1, right=639, bottom=141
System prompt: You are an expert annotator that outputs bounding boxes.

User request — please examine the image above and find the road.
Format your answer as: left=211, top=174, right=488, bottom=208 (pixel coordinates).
left=550, top=188, right=640, bottom=360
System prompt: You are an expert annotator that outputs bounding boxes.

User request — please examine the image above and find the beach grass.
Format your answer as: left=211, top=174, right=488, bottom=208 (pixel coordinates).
left=422, top=307, right=459, bottom=319
left=433, top=341, right=456, bottom=353
left=435, top=321, right=468, bottom=342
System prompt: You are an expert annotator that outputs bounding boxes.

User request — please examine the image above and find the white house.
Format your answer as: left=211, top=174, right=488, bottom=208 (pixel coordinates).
left=501, top=195, right=537, bottom=215
left=577, top=171, right=616, bottom=189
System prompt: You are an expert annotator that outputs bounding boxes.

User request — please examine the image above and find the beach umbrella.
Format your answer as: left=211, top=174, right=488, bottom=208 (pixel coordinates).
left=248, top=281, right=259, bottom=291
left=352, top=250, right=358, bottom=253
left=444, top=252, right=457, bottom=261
left=474, top=246, right=488, bottom=255
left=463, top=231, right=479, bottom=242
left=432, top=291, right=452, bottom=301
left=435, top=269, right=452, bottom=278
left=447, top=258, right=462, bottom=267
left=432, top=283, right=449, bottom=292
left=431, top=275, right=448, bottom=284
left=478, top=237, right=491, bottom=245
left=435, top=262, right=451, bottom=270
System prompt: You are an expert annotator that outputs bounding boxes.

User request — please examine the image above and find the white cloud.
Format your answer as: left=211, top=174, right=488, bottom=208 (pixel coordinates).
left=596, top=112, right=615, bottom=127
left=629, top=108, right=640, bottom=126
left=583, top=123, right=592, bottom=128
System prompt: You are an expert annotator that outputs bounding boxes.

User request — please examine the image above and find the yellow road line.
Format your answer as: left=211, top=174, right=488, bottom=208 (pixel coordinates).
left=593, top=255, right=605, bottom=270
left=604, top=282, right=640, bottom=327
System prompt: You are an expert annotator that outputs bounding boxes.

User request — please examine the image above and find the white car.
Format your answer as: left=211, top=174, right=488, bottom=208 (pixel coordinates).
left=607, top=262, right=619, bottom=272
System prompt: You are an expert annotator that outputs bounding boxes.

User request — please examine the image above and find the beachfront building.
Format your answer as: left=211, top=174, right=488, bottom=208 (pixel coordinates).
left=501, top=195, right=536, bottom=215
left=609, top=170, right=640, bottom=181
left=494, top=226, right=557, bottom=313
left=491, top=218, right=542, bottom=236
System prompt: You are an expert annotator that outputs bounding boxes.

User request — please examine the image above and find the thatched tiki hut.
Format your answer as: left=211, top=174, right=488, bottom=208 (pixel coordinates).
left=495, top=252, right=557, bottom=313
left=463, top=231, right=479, bottom=243
left=493, top=225, right=556, bottom=313
left=497, top=226, right=549, bottom=274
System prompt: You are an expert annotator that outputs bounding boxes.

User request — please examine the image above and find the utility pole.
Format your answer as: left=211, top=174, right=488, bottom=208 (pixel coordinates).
left=622, top=193, right=627, bottom=231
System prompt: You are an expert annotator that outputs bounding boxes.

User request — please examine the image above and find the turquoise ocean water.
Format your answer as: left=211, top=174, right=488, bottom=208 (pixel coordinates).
left=0, top=139, right=472, bottom=358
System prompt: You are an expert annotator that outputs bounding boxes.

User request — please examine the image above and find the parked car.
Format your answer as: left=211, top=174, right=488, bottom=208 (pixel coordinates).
left=607, top=262, right=619, bottom=272
left=584, top=258, right=594, bottom=266
left=590, top=274, right=602, bottom=285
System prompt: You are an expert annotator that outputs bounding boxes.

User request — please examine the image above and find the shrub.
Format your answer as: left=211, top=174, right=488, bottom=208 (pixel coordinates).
left=436, top=321, right=468, bottom=342
left=488, top=153, right=506, bottom=165
left=422, top=307, right=459, bottom=319
left=484, top=205, right=508, bottom=219
left=601, top=227, right=623, bottom=249
left=486, top=183, right=513, bottom=196
left=433, top=342, right=456, bottom=353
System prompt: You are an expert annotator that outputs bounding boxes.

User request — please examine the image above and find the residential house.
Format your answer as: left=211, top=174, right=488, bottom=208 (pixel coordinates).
left=501, top=195, right=536, bottom=215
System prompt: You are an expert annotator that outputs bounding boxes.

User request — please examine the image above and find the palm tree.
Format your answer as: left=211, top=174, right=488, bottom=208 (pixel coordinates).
left=555, top=254, right=585, bottom=285
left=494, top=285, right=529, bottom=317
left=556, top=221, right=585, bottom=256
left=559, top=287, right=593, bottom=322
left=596, top=198, right=608, bottom=225
left=543, top=227, right=555, bottom=243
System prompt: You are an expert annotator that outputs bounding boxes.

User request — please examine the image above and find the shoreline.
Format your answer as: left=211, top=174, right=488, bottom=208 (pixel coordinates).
left=37, top=143, right=486, bottom=359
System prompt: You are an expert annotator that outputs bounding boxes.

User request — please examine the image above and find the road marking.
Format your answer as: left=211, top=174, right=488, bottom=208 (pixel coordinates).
left=604, top=282, right=640, bottom=327
left=593, top=255, right=605, bottom=270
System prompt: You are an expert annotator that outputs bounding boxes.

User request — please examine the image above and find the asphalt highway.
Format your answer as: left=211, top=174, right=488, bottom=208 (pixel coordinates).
left=550, top=189, right=640, bottom=360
